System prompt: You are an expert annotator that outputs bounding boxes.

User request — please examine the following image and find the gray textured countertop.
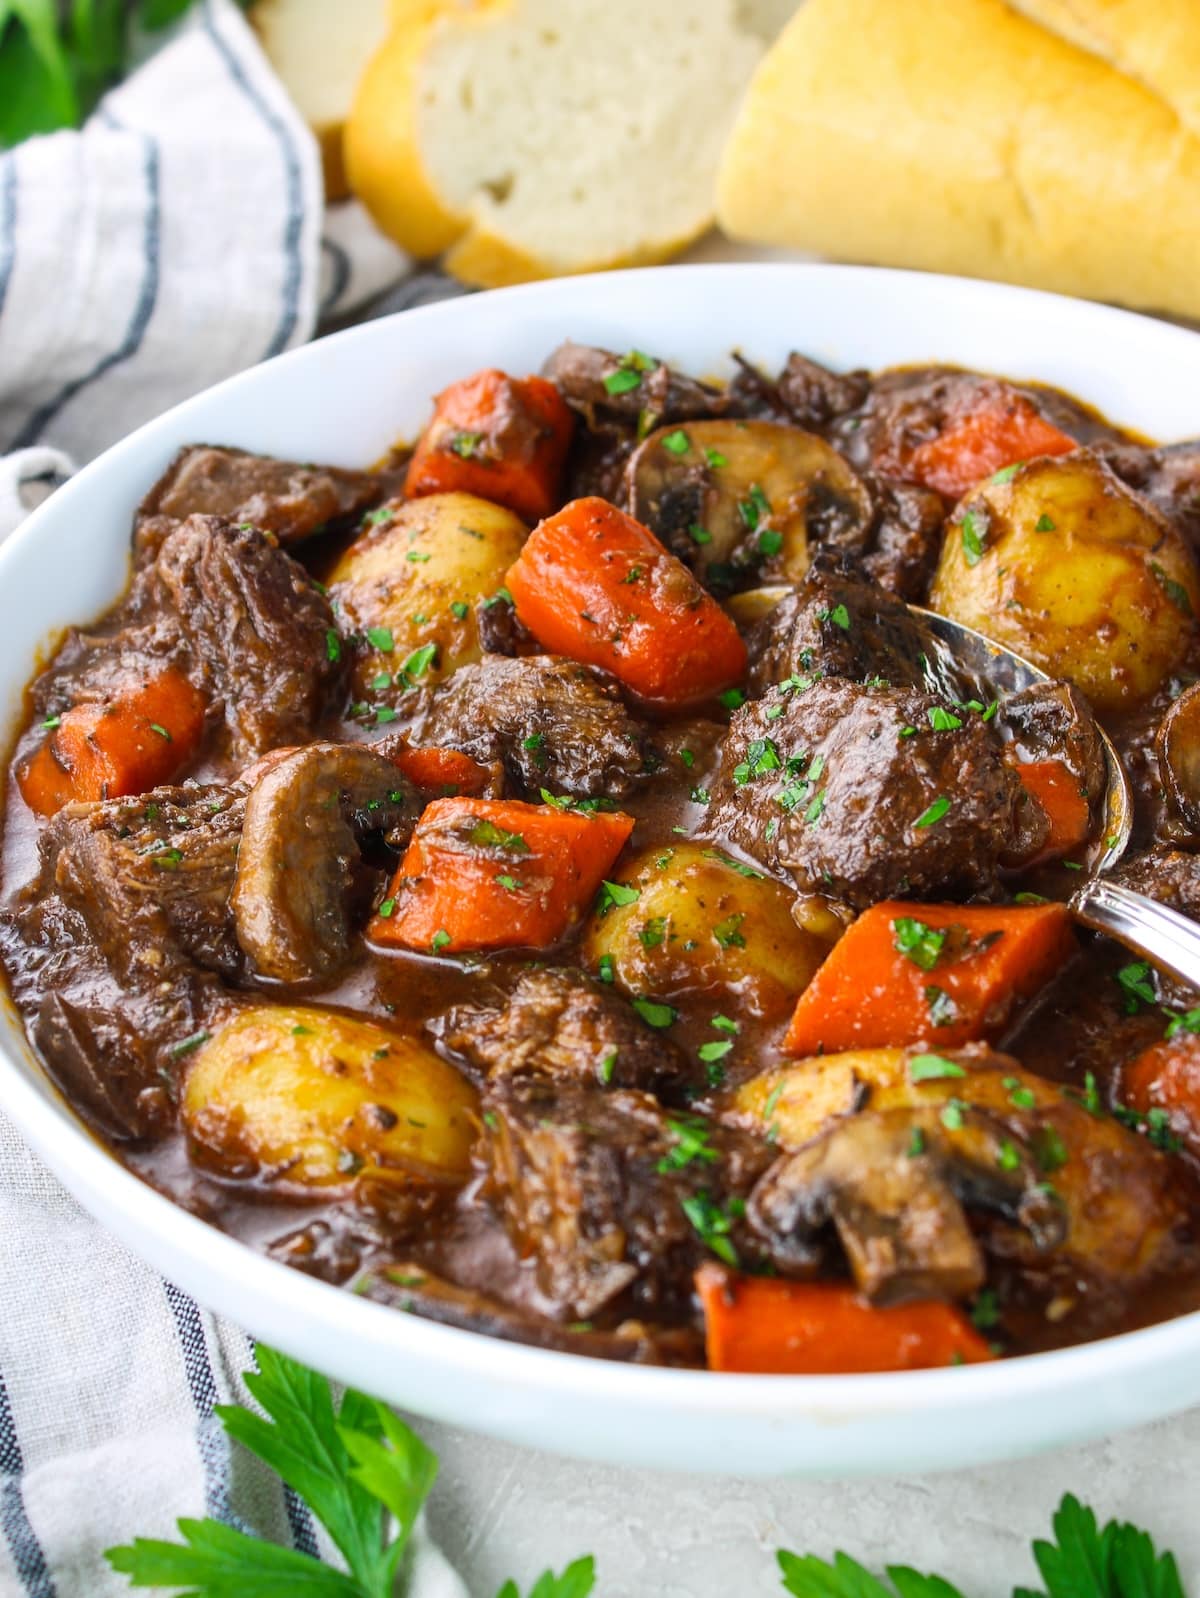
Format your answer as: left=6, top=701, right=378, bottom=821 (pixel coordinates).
left=418, top=1407, right=1200, bottom=1594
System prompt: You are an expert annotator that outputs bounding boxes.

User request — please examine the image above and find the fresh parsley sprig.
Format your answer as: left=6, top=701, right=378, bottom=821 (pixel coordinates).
left=105, top=1345, right=591, bottom=1598
left=777, top=1493, right=1185, bottom=1598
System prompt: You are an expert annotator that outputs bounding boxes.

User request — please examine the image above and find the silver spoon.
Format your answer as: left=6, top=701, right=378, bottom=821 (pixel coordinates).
left=916, top=607, right=1200, bottom=989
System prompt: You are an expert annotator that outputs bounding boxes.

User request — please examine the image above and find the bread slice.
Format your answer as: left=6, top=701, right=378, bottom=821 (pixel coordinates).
left=346, top=0, right=778, bottom=287
left=1008, top=0, right=1200, bottom=139
left=254, top=0, right=391, bottom=199
left=715, top=0, right=1200, bottom=321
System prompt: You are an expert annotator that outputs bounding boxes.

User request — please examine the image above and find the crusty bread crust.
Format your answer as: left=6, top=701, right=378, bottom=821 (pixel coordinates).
left=715, top=0, right=1200, bottom=320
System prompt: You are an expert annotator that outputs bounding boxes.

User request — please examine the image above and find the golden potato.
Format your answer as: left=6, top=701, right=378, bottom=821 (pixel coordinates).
left=328, top=491, right=527, bottom=699
left=730, top=1048, right=1182, bottom=1283
left=581, top=841, right=837, bottom=1021
left=182, top=1005, right=478, bottom=1191
left=929, top=452, right=1199, bottom=710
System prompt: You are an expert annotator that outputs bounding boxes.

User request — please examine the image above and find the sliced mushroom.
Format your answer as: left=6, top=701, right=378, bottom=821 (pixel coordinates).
left=626, top=419, right=872, bottom=591
left=231, top=743, right=416, bottom=984
left=748, top=1107, right=1064, bottom=1305
left=1158, top=682, right=1200, bottom=834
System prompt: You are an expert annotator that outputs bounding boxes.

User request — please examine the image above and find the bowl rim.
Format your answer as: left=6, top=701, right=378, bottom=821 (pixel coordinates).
left=4, top=258, right=1200, bottom=1430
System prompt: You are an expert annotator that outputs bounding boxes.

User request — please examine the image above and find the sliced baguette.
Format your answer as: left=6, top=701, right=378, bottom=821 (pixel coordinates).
left=254, top=0, right=391, bottom=199
left=1008, top=0, right=1200, bottom=139
left=715, top=0, right=1200, bottom=320
left=346, top=0, right=778, bottom=287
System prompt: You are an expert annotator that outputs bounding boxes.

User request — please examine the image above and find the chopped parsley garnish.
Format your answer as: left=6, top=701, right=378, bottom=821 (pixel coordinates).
left=688, top=523, right=713, bottom=545
left=712, top=1014, right=739, bottom=1034
left=1033, top=1126, right=1069, bottom=1174
left=733, top=736, right=782, bottom=784
left=603, top=349, right=656, bottom=395
left=698, top=1039, right=733, bottom=1065
left=718, top=688, right=745, bottom=711
left=970, top=1288, right=1001, bottom=1330
left=365, top=626, right=395, bottom=652
left=1003, top=1075, right=1037, bottom=1110
left=758, top=529, right=784, bottom=558
left=325, top=628, right=342, bottom=663
left=483, top=586, right=514, bottom=608
left=657, top=1115, right=720, bottom=1174
left=1151, top=560, right=1194, bottom=616
left=804, top=792, right=825, bottom=825
left=450, top=600, right=470, bottom=621
left=703, top=848, right=763, bottom=879
left=406, top=550, right=431, bottom=563
left=817, top=603, right=851, bottom=631
left=448, top=430, right=483, bottom=458
left=1117, top=960, right=1156, bottom=1013
left=680, top=1192, right=740, bottom=1266
left=892, top=916, right=947, bottom=971
left=371, top=672, right=392, bottom=692
left=1165, top=1007, right=1200, bottom=1040
left=376, top=898, right=396, bottom=919
left=595, top=880, right=639, bottom=917
left=737, top=483, right=771, bottom=532
left=661, top=429, right=690, bottom=455
left=909, top=1053, right=966, bottom=1082
left=940, top=1097, right=967, bottom=1131
left=430, top=929, right=451, bottom=953
left=596, top=953, right=615, bottom=983
left=989, top=463, right=1020, bottom=483
left=712, top=913, right=746, bottom=949
left=704, top=447, right=728, bottom=469
left=927, top=706, right=962, bottom=731
left=153, top=848, right=184, bottom=870
left=633, top=996, right=677, bottom=1029
left=961, top=509, right=985, bottom=567
left=469, top=819, right=528, bottom=853
left=148, top=722, right=171, bottom=740
left=599, top=1049, right=617, bottom=1085
left=168, top=1029, right=210, bottom=1059
left=399, top=642, right=438, bottom=681
left=1035, top=513, right=1056, bottom=532
left=639, top=916, right=667, bottom=949
left=41, top=714, right=61, bottom=729
left=913, top=795, right=950, bottom=829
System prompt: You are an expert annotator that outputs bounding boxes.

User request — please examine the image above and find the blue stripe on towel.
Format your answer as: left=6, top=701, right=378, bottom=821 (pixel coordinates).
left=202, top=0, right=304, bottom=359
left=0, top=156, right=17, bottom=322
left=10, top=121, right=161, bottom=450
left=0, top=1368, right=56, bottom=1598
left=163, top=1284, right=243, bottom=1528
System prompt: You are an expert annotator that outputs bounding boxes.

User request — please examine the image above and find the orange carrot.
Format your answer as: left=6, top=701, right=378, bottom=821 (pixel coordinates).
left=783, top=900, right=1075, bottom=1057
left=1121, top=1031, right=1200, bottom=1159
left=391, top=745, right=492, bottom=796
left=506, top=497, right=747, bottom=705
left=903, top=398, right=1076, bottom=498
left=369, top=795, right=634, bottom=954
left=696, top=1265, right=994, bottom=1374
left=18, top=668, right=207, bottom=817
left=404, top=369, right=574, bottom=522
left=1012, top=758, right=1092, bottom=866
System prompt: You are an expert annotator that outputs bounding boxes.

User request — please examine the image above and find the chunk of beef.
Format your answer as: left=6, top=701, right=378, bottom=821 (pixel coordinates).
left=474, top=594, right=533, bottom=657
left=351, top=1260, right=698, bottom=1364
left=707, top=679, right=1023, bottom=907
left=476, top=1076, right=774, bottom=1321
left=1096, top=438, right=1200, bottom=554
left=0, top=783, right=245, bottom=1140
left=775, top=353, right=872, bottom=431
left=858, top=474, right=947, bottom=600
left=1111, top=848, right=1200, bottom=923
left=830, top=367, right=1110, bottom=481
left=429, top=967, right=696, bottom=1097
left=136, top=444, right=380, bottom=556
left=151, top=516, right=342, bottom=761
left=543, top=341, right=728, bottom=430
left=997, top=681, right=1106, bottom=798
left=744, top=560, right=965, bottom=700
left=395, top=654, right=656, bottom=799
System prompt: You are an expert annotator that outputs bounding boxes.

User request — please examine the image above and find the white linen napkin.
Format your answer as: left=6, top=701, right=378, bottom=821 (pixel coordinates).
left=0, top=4, right=467, bottom=1594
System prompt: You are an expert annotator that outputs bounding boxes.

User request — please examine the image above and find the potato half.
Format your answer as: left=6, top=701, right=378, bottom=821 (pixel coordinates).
left=328, top=491, right=527, bottom=700
left=183, top=1005, right=478, bottom=1190
left=581, top=841, right=838, bottom=1021
left=929, top=452, right=1199, bottom=710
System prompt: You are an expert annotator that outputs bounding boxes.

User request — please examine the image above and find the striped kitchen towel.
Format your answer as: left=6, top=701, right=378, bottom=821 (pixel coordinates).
left=0, top=3, right=467, bottom=1594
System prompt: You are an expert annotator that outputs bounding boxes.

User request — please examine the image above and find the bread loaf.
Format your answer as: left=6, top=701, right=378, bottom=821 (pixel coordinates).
left=346, top=0, right=790, bottom=287
left=715, top=0, right=1200, bottom=320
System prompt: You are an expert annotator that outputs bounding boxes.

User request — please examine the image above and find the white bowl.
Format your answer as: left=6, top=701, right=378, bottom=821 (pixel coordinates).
left=4, top=264, right=1200, bottom=1477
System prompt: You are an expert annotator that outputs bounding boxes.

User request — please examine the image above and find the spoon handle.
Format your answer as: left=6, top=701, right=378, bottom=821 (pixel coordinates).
left=1072, top=879, right=1200, bottom=989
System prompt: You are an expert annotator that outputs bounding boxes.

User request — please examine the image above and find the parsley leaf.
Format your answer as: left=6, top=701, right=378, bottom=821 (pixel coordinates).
left=496, top=1557, right=597, bottom=1598
left=1020, top=1492, right=1186, bottom=1598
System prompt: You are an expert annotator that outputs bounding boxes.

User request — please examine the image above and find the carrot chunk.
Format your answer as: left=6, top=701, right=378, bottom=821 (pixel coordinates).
left=391, top=745, right=492, bottom=796
left=506, top=496, right=747, bottom=705
left=1012, top=758, right=1092, bottom=866
left=905, top=399, right=1076, bottom=499
left=696, top=1266, right=994, bottom=1374
left=782, top=899, right=1075, bottom=1057
left=404, top=368, right=574, bottom=523
left=369, top=796, right=634, bottom=954
left=1121, top=1031, right=1200, bottom=1159
left=18, top=668, right=207, bottom=817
